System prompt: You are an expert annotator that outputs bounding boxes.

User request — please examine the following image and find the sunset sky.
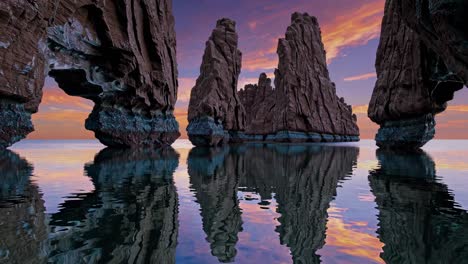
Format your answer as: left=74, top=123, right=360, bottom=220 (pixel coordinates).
left=29, top=0, right=468, bottom=140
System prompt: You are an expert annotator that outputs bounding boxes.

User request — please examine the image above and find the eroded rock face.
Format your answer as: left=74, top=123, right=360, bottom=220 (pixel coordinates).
left=238, top=13, right=360, bottom=143
left=187, top=18, right=246, bottom=147
left=0, top=0, right=180, bottom=148
left=368, top=0, right=465, bottom=149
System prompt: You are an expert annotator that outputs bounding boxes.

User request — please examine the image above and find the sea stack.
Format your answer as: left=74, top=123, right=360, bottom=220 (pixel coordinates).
left=368, top=0, right=464, bottom=149
left=238, top=13, right=360, bottom=142
left=187, top=18, right=246, bottom=147
left=0, top=0, right=180, bottom=148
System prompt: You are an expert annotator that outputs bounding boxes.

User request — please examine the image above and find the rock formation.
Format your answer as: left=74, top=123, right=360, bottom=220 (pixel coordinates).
left=369, top=149, right=468, bottom=263
left=238, top=13, right=360, bottom=142
left=238, top=73, right=274, bottom=127
left=187, top=18, right=246, bottom=147
left=368, top=0, right=466, bottom=149
left=0, top=0, right=180, bottom=148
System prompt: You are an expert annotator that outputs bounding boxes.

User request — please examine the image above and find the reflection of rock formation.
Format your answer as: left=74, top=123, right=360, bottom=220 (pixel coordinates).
left=188, top=144, right=358, bottom=263
left=0, top=0, right=180, bottom=148
left=187, top=147, right=243, bottom=262
left=0, top=151, right=47, bottom=264
left=368, top=0, right=465, bottom=149
left=370, top=150, right=468, bottom=263
left=187, top=18, right=245, bottom=147
left=47, top=148, right=179, bottom=263
left=238, top=145, right=359, bottom=263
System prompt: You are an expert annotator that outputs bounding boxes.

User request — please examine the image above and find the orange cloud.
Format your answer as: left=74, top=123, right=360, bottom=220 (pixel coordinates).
left=344, top=72, right=377, bottom=82
left=447, top=105, right=468, bottom=112
left=29, top=87, right=95, bottom=139
left=175, top=109, right=188, bottom=139
left=322, top=212, right=384, bottom=263
left=352, top=105, right=369, bottom=114
left=322, top=1, right=384, bottom=63
left=178, top=77, right=197, bottom=104
left=241, top=1, right=384, bottom=72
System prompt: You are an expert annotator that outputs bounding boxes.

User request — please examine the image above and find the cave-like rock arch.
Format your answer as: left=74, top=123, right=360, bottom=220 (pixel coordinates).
left=368, top=0, right=467, bottom=149
left=0, top=0, right=180, bottom=149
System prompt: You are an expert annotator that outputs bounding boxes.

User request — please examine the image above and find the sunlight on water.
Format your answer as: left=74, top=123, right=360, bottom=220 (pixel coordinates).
left=0, top=139, right=467, bottom=263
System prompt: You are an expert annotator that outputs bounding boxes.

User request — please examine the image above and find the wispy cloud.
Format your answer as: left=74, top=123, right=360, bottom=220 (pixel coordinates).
left=344, top=72, right=377, bottom=82
left=322, top=1, right=384, bottom=63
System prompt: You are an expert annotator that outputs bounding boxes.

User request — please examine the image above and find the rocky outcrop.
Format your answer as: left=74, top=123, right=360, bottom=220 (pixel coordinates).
left=187, top=18, right=246, bottom=147
left=238, top=13, right=360, bottom=143
left=369, top=149, right=468, bottom=263
left=238, top=73, right=274, bottom=127
left=0, top=0, right=180, bottom=148
left=368, top=0, right=465, bottom=149
left=397, top=1, right=468, bottom=87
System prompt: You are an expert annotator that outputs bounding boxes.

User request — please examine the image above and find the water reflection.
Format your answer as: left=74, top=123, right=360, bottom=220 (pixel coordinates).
left=187, top=144, right=359, bottom=263
left=2, top=140, right=468, bottom=263
left=48, top=148, right=179, bottom=263
left=370, top=149, right=468, bottom=264
left=188, top=147, right=243, bottom=263
left=0, top=150, right=47, bottom=263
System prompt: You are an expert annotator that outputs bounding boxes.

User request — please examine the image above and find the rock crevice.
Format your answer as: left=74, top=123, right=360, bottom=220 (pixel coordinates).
left=0, top=0, right=180, bottom=148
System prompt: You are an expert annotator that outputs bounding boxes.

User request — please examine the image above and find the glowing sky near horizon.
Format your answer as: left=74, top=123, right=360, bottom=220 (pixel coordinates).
left=28, top=0, right=468, bottom=140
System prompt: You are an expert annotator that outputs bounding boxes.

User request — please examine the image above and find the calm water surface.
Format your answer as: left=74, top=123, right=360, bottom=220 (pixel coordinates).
left=1, top=139, right=468, bottom=263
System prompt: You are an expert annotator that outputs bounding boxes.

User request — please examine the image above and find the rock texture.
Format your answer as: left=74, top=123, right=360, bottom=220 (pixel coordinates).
left=0, top=0, right=180, bottom=148
left=238, top=13, right=360, bottom=142
left=368, top=0, right=465, bottom=149
left=369, top=149, right=468, bottom=263
left=187, top=18, right=246, bottom=147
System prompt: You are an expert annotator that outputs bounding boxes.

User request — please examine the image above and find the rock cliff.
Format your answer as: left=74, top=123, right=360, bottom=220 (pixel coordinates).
left=368, top=0, right=466, bottom=149
left=238, top=13, right=360, bottom=142
left=187, top=18, right=246, bottom=147
left=0, top=0, right=180, bottom=148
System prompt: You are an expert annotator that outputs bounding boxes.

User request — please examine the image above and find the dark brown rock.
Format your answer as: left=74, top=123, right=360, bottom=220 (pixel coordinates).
left=239, top=13, right=360, bottom=142
left=368, top=0, right=464, bottom=149
left=238, top=73, right=275, bottom=135
left=397, top=0, right=468, bottom=87
left=187, top=18, right=246, bottom=147
left=0, top=0, right=180, bottom=148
